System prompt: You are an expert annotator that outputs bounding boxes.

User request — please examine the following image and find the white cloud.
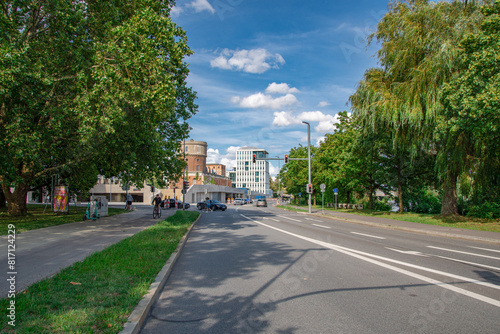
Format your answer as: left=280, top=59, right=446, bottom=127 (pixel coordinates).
left=273, top=110, right=343, bottom=134
left=210, top=48, right=285, bottom=74
left=318, top=101, right=330, bottom=107
left=188, top=0, right=215, bottom=13
left=232, top=93, right=298, bottom=110
left=170, top=5, right=183, bottom=17
left=272, top=111, right=302, bottom=127
left=207, top=146, right=240, bottom=170
left=265, top=82, right=300, bottom=95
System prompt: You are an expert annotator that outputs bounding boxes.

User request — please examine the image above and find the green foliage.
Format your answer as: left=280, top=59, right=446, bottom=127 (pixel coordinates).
left=467, top=202, right=500, bottom=219
left=402, top=188, right=442, bottom=214
left=0, top=1, right=197, bottom=215
left=350, top=0, right=491, bottom=216
left=442, top=0, right=500, bottom=206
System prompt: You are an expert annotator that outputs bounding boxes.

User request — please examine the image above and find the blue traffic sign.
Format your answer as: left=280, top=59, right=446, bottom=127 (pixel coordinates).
left=333, top=188, right=339, bottom=194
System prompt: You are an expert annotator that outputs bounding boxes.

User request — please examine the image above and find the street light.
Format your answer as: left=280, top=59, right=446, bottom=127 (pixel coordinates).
left=302, top=121, right=312, bottom=214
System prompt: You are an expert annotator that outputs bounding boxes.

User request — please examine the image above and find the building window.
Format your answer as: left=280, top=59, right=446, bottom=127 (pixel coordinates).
left=196, top=165, right=199, bottom=171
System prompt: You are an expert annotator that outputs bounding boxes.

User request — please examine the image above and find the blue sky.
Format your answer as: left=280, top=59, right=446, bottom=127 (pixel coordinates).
left=171, top=0, right=390, bottom=176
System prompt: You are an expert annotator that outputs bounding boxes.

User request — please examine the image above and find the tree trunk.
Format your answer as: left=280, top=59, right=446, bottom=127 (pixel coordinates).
left=0, top=187, right=6, bottom=208
left=398, top=181, right=404, bottom=213
left=2, top=182, right=29, bottom=216
left=441, top=170, right=459, bottom=216
left=347, top=191, right=351, bottom=204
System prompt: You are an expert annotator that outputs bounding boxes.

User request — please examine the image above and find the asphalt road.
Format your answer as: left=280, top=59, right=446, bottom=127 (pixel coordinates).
left=0, top=205, right=177, bottom=297
left=140, top=205, right=500, bottom=333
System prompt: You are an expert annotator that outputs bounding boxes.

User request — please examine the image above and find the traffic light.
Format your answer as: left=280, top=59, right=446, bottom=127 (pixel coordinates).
left=252, top=154, right=256, bottom=163
left=306, top=183, right=312, bottom=194
left=183, top=181, right=189, bottom=190
left=284, top=154, right=289, bottom=163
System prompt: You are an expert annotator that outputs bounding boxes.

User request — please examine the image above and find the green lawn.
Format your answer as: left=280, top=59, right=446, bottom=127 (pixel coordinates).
left=0, top=210, right=200, bottom=333
left=279, top=204, right=500, bottom=233
left=0, top=204, right=129, bottom=235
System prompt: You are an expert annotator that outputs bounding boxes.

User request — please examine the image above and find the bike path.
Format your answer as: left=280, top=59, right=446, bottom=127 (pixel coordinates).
left=0, top=206, right=178, bottom=298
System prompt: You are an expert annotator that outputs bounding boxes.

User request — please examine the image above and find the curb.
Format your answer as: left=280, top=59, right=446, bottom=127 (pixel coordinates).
left=120, top=213, right=202, bottom=334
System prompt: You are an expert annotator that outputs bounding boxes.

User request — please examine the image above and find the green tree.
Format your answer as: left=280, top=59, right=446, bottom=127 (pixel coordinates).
left=442, top=0, right=500, bottom=208
left=0, top=1, right=197, bottom=215
left=350, top=0, right=489, bottom=215
left=281, top=145, right=316, bottom=203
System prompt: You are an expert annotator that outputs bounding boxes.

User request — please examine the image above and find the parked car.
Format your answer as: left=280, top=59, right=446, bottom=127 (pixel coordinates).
left=233, top=198, right=244, bottom=205
left=197, top=200, right=227, bottom=211
left=256, top=199, right=267, bottom=207
left=176, top=200, right=190, bottom=209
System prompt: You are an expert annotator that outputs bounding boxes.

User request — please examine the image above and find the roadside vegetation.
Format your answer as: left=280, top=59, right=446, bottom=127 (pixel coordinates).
left=0, top=204, right=129, bottom=235
left=0, top=210, right=199, bottom=333
left=278, top=204, right=500, bottom=233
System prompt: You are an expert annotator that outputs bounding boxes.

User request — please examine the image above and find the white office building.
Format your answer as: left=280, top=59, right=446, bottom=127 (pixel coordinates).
left=236, top=147, right=271, bottom=197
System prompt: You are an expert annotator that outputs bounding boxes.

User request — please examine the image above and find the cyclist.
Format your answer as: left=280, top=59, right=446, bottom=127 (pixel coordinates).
left=152, top=194, right=162, bottom=213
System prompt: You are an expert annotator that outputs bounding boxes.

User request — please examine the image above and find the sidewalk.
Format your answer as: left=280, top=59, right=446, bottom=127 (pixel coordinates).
left=0, top=206, right=178, bottom=298
left=291, top=206, right=500, bottom=245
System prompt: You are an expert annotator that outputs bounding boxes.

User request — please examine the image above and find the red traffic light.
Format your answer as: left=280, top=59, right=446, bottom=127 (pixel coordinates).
left=252, top=154, right=256, bottom=163
left=284, top=154, right=289, bottom=163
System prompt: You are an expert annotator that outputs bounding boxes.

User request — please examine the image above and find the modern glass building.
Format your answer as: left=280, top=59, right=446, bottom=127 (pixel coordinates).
left=235, top=147, right=271, bottom=196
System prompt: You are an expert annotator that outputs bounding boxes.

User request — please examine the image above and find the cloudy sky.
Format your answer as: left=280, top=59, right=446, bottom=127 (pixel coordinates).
left=172, top=0, right=390, bottom=176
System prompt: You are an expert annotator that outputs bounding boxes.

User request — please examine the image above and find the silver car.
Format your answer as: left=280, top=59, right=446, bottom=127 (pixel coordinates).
left=234, top=198, right=244, bottom=205
left=256, top=199, right=267, bottom=207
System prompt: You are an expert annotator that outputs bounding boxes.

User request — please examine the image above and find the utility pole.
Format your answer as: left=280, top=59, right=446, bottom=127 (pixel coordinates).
left=302, top=121, right=312, bottom=214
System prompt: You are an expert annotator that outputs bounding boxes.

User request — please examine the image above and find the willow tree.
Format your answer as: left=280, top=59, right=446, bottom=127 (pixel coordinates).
left=0, top=1, right=197, bottom=215
left=350, top=0, right=489, bottom=215
left=442, top=0, right=500, bottom=207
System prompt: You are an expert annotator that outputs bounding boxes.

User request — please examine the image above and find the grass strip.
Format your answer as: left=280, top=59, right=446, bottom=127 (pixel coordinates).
left=0, top=205, right=129, bottom=235
left=1, top=210, right=200, bottom=333
left=278, top=204, right=500, bottom=233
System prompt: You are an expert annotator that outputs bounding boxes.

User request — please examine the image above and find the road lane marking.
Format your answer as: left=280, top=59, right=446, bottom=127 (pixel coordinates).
left=427, top=246, right=500, bottom=260
left=312, top=224, right=331, bottom=229
left=241, top=214, right=500, bottom=308
left=305, top=218, right=323, bottom=223
left=433, top=254, right=500, bottom=272
left=351, top=232, right=386, bottom=239
left=263, top=217, right=280, bottom=222
left=386, top=248, right=429, bottom=257
left=469, top=246, right=500, bottom=254
left=277, top=215, right=302, bottom=222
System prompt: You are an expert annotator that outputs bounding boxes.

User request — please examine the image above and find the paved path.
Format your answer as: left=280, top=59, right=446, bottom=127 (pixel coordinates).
left=0, top=205, right=178, bottom=297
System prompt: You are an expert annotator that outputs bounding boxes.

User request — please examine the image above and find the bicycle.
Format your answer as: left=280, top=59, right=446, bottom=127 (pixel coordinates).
left=153, top=205, right=161, bottom=219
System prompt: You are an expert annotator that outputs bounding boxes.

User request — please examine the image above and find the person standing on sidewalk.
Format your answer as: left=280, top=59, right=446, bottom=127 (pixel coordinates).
left=126, top=193, right=133, bottom=210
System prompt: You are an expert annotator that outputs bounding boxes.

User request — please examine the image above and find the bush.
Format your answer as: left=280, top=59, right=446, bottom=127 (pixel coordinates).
left=467, top=202, right=500, bottom=219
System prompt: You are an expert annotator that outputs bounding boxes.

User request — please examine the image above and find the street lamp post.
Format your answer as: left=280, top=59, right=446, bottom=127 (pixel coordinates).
left=302, top=121, right=312, bottom=214
left=275, top=155, right=282, bottom=205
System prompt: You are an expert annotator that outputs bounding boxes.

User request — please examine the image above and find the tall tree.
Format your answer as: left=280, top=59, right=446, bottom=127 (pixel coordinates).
left=442, top=0, right=500, bottom=205
left=350, top=0, right=489, bottom=215
left=0, top=1, right=197, bottom=215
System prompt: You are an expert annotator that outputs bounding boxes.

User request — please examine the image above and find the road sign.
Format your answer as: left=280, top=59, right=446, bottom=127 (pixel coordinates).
left=320, top=184, right=326, bottom=192
left=121, top=186, right=130, bottom=191
left=333, top=188, right=339, bottom=195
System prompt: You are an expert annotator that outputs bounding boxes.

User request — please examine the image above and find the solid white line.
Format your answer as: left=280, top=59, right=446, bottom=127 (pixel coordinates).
left=433, top=254, right=500, bottom=272
left=312, top=224, right=331, bottom=229
left=351, top=232, right=386, bottom=239
left=263, top=217, right=280, bottom=222
left=305, top=218, right=323, bottom=222
left=469, top=246, right=500, bottom=254
left=276, top=215, right=302, bottom=222
left=240, top=214, right=500, bottom=308
left=427, top=246, right=500, bottom=260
